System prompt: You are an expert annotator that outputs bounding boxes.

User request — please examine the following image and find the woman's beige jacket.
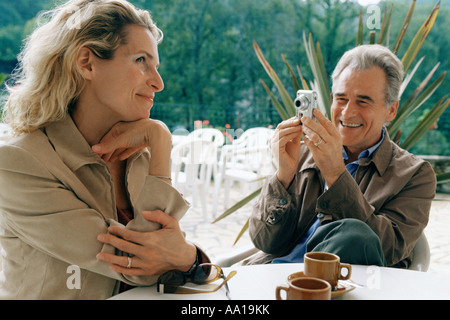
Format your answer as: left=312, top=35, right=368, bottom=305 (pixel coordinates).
left=0, top=115, right=190, bottom=299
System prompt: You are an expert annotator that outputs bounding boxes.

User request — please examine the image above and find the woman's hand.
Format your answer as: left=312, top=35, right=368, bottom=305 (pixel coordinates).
left=92, top=118, right=171, bottom=162
left=301, top=109, right=345, bottom=187
left=92, top=118, right=172, bottom=177
left=271, top=117, right=303, bottom=189
left=96, top=210, right=197, bottom=276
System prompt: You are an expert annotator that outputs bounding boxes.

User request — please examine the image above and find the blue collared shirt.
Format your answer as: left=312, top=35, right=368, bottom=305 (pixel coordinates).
left=271, top=129, right=386, bottom=263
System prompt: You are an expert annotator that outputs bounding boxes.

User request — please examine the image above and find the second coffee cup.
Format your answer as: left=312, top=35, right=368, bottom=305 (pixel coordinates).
left=304, top=252, right=351, bottom=288
left=276, top=277, right=331, bottom=300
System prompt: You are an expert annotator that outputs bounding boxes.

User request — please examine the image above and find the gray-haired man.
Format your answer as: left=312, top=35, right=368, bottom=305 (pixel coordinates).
left=248, top=45, right=436, bottom=268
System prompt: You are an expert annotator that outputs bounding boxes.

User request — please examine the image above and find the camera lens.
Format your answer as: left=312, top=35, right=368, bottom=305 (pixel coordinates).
left=295, top=95, right=310, bottom=110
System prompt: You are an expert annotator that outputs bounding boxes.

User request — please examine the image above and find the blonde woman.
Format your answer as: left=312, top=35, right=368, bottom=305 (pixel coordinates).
left=0, top=0, right=205, bottom=299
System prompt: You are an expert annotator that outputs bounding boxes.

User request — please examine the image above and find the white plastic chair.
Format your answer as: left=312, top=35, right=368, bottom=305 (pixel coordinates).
left=409, top=233, right=430, bottom=272
left=188, top=128, right=225, bottom=180
left=214, top=244, right=259, bottom=267
left=188, top=128, right=225, bottom=149
left=171, top=139, right=217, bottom=219
left=212, top=128, right=275, bottom=215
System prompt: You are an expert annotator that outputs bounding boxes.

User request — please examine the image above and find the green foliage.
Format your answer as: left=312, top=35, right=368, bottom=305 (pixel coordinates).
left=0, top=0, right=51, bottom=60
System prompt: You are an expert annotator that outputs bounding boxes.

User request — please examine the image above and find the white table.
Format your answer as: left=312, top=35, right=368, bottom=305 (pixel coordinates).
left=109, top=263, right=450, bottom=300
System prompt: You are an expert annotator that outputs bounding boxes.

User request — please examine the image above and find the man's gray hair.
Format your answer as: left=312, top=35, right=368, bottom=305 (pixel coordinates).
left=331, top=44, right=404, bottom=108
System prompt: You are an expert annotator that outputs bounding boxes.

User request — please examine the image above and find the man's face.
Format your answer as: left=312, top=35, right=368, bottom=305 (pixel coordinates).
left=330, top=66, right=398, bottom=155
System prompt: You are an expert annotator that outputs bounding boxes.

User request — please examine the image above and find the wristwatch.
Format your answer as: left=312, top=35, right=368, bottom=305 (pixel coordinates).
left=184, top=247, right=201, bottom=277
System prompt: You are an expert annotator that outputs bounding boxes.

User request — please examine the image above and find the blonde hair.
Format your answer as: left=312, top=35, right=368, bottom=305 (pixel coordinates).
left=3, top=0, right=163, bottom=135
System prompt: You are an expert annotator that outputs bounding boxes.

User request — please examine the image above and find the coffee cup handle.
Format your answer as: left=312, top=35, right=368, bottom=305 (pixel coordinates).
left=275, top=285, right=288, bottom=300
left=338, top=263, right=352, bottom=280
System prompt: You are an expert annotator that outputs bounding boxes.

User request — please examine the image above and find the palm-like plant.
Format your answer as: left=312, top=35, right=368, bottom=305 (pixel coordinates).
left=213, top=0, right=449, bottom=244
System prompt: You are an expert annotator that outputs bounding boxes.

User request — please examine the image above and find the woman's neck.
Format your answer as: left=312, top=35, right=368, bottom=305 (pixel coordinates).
left=71, top=95, right=119, bottom=146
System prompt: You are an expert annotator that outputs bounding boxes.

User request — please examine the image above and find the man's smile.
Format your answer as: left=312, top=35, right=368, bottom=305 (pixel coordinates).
left=340, top=121, right=363, bottom=128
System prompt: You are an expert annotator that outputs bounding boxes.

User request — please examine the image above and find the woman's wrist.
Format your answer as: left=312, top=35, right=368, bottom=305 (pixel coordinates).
left=183, top=246, right=201, bottom=275
left=178, top=243, right=198, bottom=273
left=145, top=118, right=172, bottom=175
left=148, top=149, right=171, bottom=178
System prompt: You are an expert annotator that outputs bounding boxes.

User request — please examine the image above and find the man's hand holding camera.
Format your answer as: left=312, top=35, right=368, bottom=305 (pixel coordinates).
left=272, top=108, right=345, bottom=190
left=302, top=109, right=345, bottom=188
left=271, top=117, right=303, bottom=189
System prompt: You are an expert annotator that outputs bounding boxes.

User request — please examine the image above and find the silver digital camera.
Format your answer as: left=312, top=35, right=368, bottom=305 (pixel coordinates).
left=294, top=90, right=318, bottom=120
